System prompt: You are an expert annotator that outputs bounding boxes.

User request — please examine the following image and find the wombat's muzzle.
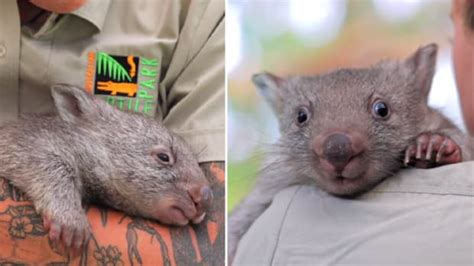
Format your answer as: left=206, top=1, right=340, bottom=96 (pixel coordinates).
left=314, top=132, right=365, bottom=173
left=188, top=185, right=214, bottom=212
left=323, top=133, right=354, bottom=170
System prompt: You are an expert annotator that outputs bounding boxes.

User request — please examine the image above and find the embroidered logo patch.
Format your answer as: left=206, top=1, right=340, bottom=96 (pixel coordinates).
left=85, top=52, right=160, bottom=116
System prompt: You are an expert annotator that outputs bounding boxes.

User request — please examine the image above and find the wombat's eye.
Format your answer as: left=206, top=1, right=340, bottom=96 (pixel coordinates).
left=296, top=107, right=310, bottom=125
left=372, top=100, right=390, bottom=119
left=157, top=153, right=170, bottom=163
left=151, top=145, right=175, bottom=165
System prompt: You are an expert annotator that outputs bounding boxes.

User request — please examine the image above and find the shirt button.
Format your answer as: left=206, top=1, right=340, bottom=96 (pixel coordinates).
left=0, top=45, right=6, bottom=58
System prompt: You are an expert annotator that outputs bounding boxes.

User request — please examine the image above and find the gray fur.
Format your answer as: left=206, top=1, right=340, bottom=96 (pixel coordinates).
left=229, top=43, right=474, bottom=263
left=0, top=85, right=209, bottom=243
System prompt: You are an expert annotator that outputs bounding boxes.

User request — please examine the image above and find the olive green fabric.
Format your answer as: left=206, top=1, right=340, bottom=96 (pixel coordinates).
left=0, top=0, right=224, bottom=162
left=0, top=0, right=21, bottom=121
left=234, top=162, right=474, bottom=265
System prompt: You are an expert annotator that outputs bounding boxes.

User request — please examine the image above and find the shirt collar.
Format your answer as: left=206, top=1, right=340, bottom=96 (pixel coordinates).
left=70, top=0, right=111, bottom=33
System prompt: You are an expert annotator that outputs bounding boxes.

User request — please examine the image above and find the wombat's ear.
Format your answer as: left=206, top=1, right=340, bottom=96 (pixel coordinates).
left=404, top=43, right=438, bottom=100
left=252, top=72, right=287, bottom=113
left=51, top=84, right=95, bottom=123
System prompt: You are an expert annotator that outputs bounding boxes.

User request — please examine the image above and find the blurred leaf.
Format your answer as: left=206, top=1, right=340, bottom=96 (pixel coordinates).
left=228, top=156, right=261, bottom=212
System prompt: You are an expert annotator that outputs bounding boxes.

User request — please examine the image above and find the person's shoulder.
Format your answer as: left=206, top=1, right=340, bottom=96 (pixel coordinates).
left=235, top=164, right=474, bottom=265
left=373, top=161, right=474, bottom=196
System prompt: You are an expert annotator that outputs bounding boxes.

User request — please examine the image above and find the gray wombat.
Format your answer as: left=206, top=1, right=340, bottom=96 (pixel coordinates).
left=0, top=85, right=213, bottom=251
left=228, top=43, right=474, bottom=263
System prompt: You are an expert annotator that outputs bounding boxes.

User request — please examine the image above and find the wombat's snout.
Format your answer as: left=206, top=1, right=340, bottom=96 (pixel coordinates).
left=188, top=185, right=213, bottom=223
left=323, top=133, right=353, bottom=170
left=314, top=132, right=365, bottom=173
left=189, top=185, right=213, bottom=206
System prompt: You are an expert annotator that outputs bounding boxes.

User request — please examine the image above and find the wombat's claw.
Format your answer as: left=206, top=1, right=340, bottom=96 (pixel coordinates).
left=43, top=215, right=91, bottom=256
left=404, top=145, right=416, bottom=166
left=404, top=133, right=462, bottom=168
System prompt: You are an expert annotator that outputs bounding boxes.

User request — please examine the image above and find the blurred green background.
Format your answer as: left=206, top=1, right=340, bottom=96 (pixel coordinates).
left=227, top=0, right=463, bottom=212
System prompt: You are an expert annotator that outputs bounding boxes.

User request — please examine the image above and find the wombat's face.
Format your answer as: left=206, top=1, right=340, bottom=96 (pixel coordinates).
left=51, top=85, right=212, bottom=225
left=254, top=44, right=437, bottom=196
left=106, top=123, right=212, bottom=226
left=111, top=126, right=212, bottom=226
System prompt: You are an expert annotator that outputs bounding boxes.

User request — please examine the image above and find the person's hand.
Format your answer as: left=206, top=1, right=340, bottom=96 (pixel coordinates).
left=451, top=0, right=474, bottom=135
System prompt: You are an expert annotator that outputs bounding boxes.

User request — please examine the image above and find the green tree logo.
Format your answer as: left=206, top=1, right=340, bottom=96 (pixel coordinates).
left=96, top=52, right=132, bottom=82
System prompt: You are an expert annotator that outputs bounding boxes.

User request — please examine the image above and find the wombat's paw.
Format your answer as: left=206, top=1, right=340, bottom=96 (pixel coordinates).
left=404, top=133, right=462, bottom=168
left=42, top=214, right=92, bottom=256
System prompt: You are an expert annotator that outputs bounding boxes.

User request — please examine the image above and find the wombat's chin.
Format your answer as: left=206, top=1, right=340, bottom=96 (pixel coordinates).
left=165, top=207, right=189, bottom=226
left=315, top=174, right=378, bottom=198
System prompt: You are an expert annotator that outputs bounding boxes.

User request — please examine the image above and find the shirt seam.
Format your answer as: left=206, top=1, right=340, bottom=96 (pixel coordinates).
left=370, top=190, right=473, bottom=197
left=270, top=186, right=304, bottom=266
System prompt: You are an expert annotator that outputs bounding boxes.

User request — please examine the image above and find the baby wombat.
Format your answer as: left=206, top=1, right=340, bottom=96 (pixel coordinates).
left=0, top=85, right=213, bottom=251
left=228, top=43, right=474, bottom=263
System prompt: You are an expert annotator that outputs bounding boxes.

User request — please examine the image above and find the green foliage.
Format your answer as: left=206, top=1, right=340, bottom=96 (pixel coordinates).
left=228, top=157, right=260, bottom=212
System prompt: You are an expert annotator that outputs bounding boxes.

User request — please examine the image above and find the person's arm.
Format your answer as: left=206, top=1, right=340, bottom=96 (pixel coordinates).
left=159, top=0, right=225, bottom=164
left=0, top=162, right=224, bottom=265
left=452, top=0, right=474, bottom=135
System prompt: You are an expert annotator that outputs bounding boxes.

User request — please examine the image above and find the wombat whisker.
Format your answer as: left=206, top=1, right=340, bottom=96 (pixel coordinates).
left=374, top=167, right=398, bottom=178
left=264, top=143, right=307, bottom=153
left=258, top=159, right=297, bottom=175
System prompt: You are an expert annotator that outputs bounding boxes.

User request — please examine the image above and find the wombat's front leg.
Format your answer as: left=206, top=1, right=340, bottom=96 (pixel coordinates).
left=404, top=132, right=463, bottom=168
left=40, top=197, right=91, bottom=254
left=27, top=172, right=91, bottom=254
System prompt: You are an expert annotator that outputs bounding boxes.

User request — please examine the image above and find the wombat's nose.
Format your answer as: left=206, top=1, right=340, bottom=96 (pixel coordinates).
left=322, top=133, right=354, bottom=171
left=188, top=185, right=213, bottom=208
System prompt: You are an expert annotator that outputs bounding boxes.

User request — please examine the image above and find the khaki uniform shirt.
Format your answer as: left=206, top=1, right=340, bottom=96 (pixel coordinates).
left=234, top=162, right=474, bottom=265
left=0, top=0, right=225, bottom=162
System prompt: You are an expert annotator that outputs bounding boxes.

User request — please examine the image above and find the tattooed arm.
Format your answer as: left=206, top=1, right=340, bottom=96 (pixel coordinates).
left=0, top=162, right=225, bottom=265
